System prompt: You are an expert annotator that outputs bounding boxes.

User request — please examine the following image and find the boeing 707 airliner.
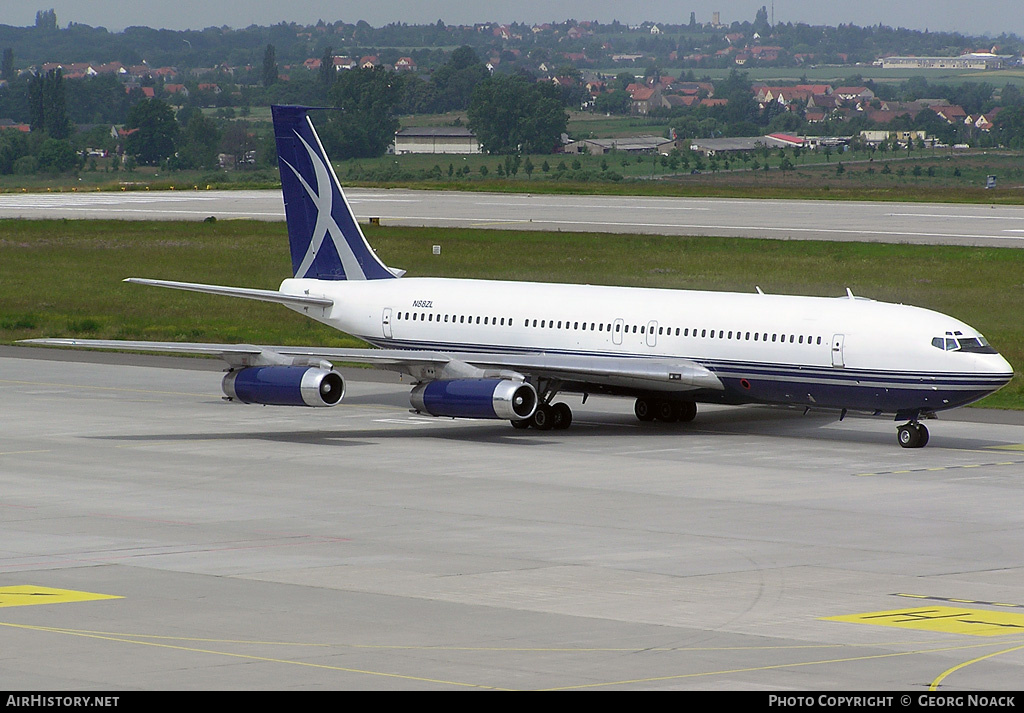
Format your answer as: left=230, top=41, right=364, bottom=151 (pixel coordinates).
left=25, top=105, right=1013, bottom=448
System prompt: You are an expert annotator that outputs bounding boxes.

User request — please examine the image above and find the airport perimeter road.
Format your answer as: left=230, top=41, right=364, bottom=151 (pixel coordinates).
left=3, top=349, right=1024, bottom=690
left=2, top=189, right=1024, bottom=247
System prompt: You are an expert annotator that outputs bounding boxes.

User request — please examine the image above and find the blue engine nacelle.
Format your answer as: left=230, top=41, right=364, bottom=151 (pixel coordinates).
left=410, top=379, right=538, bottom=420
left=222, top=366, right=345, bottom=407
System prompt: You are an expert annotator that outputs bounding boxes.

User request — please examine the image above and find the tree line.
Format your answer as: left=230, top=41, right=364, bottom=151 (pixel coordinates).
left=0, top=44, right=570, bottom=175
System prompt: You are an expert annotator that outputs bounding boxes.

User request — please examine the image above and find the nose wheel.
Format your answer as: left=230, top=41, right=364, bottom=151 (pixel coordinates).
left=897, top=422, right=929, bottom=448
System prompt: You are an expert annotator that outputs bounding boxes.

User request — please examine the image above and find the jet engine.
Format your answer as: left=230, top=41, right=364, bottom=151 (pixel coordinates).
left=222, top=366, right=345, bottom=407
left=410, top=379, right=538, bottom=420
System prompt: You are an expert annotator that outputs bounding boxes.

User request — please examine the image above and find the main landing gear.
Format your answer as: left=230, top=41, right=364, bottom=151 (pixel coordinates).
left=510, top=393, right=698, bottom=432
left=511, top=401, right=572, bottom=430
left=634, top=397, right=697, bottom=423
left=897, top=422, right=929, bottom=448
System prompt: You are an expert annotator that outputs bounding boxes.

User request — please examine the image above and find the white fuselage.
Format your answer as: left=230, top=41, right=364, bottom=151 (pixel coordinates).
left=280, top=276, right=1013, bottom=415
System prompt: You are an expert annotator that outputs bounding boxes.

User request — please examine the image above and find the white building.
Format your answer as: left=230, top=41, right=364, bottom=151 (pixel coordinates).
left=879, top=54, right=1011, bottom=70
left=393, top=127, right=481, bottom=154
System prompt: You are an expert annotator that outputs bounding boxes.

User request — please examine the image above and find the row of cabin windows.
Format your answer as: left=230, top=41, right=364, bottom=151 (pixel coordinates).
left=396, top=311, right=823, bottom=346
left=397, top=312, right=513, bottom=326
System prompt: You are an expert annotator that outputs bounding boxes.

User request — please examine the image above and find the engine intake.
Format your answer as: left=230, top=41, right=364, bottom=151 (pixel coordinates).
left=222, top=366, right=345, bottom=407
left=410, top=379, right=538, bottom=420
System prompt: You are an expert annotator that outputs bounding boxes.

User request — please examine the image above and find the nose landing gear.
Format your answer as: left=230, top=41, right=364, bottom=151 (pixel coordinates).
left=897, top=422, right=929, bottom=448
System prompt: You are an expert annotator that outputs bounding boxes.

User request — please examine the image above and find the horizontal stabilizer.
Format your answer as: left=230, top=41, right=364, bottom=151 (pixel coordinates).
left=124, top=278, right=334, bottom=308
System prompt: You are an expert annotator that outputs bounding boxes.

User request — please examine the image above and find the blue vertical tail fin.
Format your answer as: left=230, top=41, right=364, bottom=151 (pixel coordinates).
left=272, top=105, right=398, bottom=281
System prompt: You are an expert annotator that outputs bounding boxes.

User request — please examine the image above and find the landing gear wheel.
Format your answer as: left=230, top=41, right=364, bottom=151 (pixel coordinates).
left=678, top=400, right=697, bottom=423
left=531, top=404, right=554, bottom=430
left=511, top=418, right=531, bottom=430
left=655, top=400, right=678, bottom=422
left=915, top=423, right=929, bottom=447
left=898, top=423, right=928, bottom=448
left=634, top=398, right=655, bottom=422
left=551, top=402, right=573, bottom=430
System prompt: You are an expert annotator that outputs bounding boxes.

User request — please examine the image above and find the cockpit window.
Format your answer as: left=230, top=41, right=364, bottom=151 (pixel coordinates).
left=931, top=335, right=998, bottom=354
left=956, top=337, right=998, bottom=354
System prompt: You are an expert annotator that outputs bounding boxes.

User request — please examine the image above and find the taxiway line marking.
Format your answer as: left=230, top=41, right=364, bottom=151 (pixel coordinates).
left=541, top=638, right=1024, bottom=690
left=0, top=621, right=501, bottom=690
left=855, top=459, right=1024, bottom=476
left=8, top=620, right=1023, bottom=690
left=930, top=643, right=1024, bottom=690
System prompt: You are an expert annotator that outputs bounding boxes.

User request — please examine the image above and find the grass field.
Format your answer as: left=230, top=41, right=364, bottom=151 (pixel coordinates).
left=2, top=219, right=1021, bottom=409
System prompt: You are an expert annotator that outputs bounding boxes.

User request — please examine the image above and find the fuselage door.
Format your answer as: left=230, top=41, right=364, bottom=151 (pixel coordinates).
left=647, top=320, right=658, bottom=347
left=612, top=318, right=624, bottom=345
left=831, top=333, right=845, bottom=367
left=382, top=307, right=393, bottom=339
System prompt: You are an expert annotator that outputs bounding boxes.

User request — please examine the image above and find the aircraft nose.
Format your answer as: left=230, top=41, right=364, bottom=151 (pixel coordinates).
left=989, top=352, right=1014, bottom=383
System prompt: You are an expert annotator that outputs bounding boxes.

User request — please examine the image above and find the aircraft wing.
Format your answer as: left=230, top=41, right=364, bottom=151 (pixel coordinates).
left=20, top=340, right=723, bottom=393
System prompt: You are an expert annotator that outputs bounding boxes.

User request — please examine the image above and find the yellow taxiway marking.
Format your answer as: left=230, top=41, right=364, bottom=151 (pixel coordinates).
left=0, top=621, right=504, bottom=689
left=930, top=642, right=1024, bottom=690
left=5, top=620, right=1023, bottom=690
left=855, top=459, right=1024, bottom=476
left=0, top=586, right=122, bottom=609
left=990, top=444, right=1024, bottom=451
left=823, top=606, right=1024, bottom=637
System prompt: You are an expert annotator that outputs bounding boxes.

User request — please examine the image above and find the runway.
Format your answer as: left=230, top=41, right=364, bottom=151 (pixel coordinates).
left=2, top=188, right=1024, bottom=247
left=3, top=348, right=1024, bottom=690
